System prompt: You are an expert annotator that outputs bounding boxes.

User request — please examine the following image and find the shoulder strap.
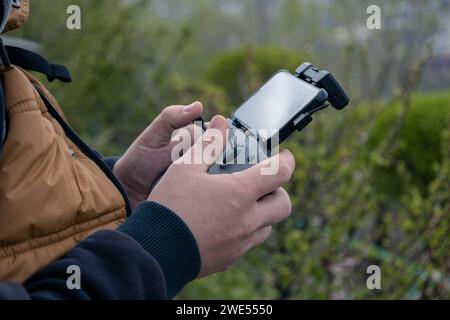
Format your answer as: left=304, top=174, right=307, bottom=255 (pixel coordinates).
left=0, top=37, right=72, bottom=152
left=5, top=45, right=72, bottom=83
left=0, top=38, right=10, bottom=154
left=0, top=76, right=6, bottom=154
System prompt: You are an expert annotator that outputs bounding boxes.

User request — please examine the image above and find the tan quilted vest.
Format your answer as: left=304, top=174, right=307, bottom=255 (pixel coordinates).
left=0, top=65, right=127, bottom=282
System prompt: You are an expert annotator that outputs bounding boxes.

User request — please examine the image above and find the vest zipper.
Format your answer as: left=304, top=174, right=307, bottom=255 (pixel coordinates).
left=36, top=88, right=132, bottom=217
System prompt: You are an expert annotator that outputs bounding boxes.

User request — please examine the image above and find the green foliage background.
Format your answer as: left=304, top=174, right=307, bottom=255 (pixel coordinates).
left=10, top=0, right=449, bottom=299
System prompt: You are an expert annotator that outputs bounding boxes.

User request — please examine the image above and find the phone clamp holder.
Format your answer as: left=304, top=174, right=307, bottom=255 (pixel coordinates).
left=295, top=62, right=349, bottom=110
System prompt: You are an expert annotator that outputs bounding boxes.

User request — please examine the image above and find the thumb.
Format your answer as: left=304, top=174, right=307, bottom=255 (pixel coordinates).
left=144, top=102, right=203, bottom=146
left=177, top=115, right=228, bottom=172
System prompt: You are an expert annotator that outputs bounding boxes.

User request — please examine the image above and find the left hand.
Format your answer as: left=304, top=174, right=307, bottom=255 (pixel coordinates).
left=114, top=102, right=204, bottom=209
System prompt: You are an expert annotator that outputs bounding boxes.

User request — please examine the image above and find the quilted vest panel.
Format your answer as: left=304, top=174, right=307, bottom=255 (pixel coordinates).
left=0, top=66, right=127, bottom=282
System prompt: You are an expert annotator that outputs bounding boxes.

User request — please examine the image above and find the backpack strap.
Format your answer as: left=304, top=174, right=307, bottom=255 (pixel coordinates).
left=0, top=37, right=72, bottom=153
left=0, top=38, right=10, bottom=154
left=5, top=45, right=72, bottom=83
left=0, top=39, right=11, bottom=68
left=0, top=77, right=6, bottom=154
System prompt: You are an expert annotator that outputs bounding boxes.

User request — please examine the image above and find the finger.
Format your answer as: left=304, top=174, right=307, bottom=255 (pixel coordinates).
left=147, top=102, right=203, bottom=145
left=234, top=150, right=296, bottom=199
left=177, top=115, right=228, bottom=172
left=171, top=124, right=202, bottom=151
left=254, top=188, right=292, bottom=228
left=171, top=119, right=214, bottom=152
left=169, top=119, right=212, bottom=161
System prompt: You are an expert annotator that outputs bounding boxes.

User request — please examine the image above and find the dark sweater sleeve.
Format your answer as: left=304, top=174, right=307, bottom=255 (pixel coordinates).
left=118, top=201, right=201, bottom=298
left=100, top=157, right=201, bottom=295
left=0, top=202, right=201, bottom=300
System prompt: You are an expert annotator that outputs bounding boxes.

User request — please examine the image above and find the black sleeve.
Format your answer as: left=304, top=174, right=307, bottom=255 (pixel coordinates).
left=0, top=202, right=201, bottom=300
left=0, top=231, right=167, bottom=300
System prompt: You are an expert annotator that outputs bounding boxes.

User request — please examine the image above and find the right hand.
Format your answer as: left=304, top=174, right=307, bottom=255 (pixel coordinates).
left=148, top=115, right=296, bottom=277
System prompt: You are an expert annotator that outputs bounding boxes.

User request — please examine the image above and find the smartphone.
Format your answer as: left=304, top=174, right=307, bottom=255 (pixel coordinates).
left=231, top=70, right=328, bottom=144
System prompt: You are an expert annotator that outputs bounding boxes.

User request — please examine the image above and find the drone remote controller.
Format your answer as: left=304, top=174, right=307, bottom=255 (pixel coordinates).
left=208, top=62, right=350, bottom=175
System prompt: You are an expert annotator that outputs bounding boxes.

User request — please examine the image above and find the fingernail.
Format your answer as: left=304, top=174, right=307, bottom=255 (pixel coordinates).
left=183, top=102, right=197, bottom=113
left=210, top=115, right=225, bottom=128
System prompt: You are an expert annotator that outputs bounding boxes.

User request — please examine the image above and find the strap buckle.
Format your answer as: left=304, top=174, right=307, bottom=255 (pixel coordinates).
left=4, top=44, right=72, bottom=83
left=12, top=0, right=21, bottom=9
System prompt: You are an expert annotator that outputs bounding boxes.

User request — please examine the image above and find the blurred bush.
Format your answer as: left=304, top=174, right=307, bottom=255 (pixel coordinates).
left=205, top=46, right=309, bottom=106
left=368, top=93, right=450, bottom=195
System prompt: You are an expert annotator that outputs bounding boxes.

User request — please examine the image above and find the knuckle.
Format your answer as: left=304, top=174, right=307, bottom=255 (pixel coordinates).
left=239, top=174, right=261, bottom=199
left=160, top=106, right=173, bottom=121
left=253, top=179, right=265, bottom=197
left=240, top=219, right=256, bottom=238
left=228, top=177, right=247, bottom=204
left=229, top=197, right=241, bottom=211
left=255, top=227, right=272, bottom=246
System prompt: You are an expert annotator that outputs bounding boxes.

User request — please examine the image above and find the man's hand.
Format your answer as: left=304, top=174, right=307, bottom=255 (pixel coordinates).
left=149, top=116, right=295, bottom=277
left=114, top=102, right=203, bottom=209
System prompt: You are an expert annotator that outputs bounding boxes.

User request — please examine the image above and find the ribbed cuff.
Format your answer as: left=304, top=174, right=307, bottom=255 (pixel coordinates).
left=118, top=201, right=201, bottom=298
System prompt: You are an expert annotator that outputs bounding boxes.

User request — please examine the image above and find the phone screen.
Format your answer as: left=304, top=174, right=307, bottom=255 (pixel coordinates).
left=233, top=71, right=321, bottom=136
